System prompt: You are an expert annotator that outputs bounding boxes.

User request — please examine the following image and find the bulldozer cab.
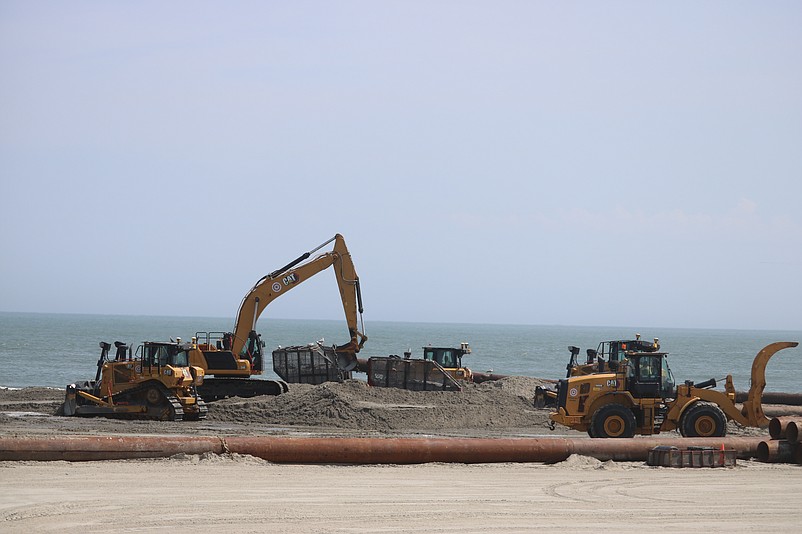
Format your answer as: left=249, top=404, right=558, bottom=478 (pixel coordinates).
left=626, top=353, right=675, bottom=399
left=423, top=344, right=470, bottom=369
left=140, top=342, right=191, bottom=367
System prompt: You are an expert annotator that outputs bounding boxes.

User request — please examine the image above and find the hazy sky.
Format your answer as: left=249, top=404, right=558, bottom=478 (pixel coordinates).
left=1, top=1, right=800, bottom=331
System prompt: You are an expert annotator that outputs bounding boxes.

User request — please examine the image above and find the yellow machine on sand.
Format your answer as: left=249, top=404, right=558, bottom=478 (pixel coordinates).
left=192, top=233, right=367, bottom=399
left=62, top=340, right=207, bottom=421
left=422, top=343, right=473, bottom=382
left=548, top=341, right=799, bottom=438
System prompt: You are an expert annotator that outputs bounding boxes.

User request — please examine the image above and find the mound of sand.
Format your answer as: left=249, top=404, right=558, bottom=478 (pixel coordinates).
left=207, top=377, right=555, bottom=432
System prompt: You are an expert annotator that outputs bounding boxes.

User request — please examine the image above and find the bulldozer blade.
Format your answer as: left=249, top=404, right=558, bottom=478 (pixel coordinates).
left=61, top=386, right=78, bottom=417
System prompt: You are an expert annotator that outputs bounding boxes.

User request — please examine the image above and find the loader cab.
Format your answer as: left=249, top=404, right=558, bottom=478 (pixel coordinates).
left=596, top=337, right=660, bottom=365
left=626, top=353, right=675, bottom=399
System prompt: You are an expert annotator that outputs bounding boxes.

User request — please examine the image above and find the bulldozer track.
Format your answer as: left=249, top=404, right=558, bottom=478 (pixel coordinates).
left=113, top=381, right=185, bottom=421
left=182, top=395, right=208, bottom=421
left=75, top=380, right=186, bottom=421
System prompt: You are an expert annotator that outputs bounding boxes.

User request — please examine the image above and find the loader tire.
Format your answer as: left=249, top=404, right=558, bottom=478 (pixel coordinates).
left=590, top=403, right=636, bottom=438
left=679, top=401, right=727, bottom=437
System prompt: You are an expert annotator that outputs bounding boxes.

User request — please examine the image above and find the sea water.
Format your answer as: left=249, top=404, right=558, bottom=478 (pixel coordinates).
left=0, top=311, right=800, bottom=393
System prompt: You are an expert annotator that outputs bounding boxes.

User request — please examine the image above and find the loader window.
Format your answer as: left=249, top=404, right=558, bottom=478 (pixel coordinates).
left=630, top=355, right=661, bottom=398
left=638, top=356, right=660, bottom=382
left=661, top=357, right=676, bottom=398
left=625, top=359, right=635, bottom=379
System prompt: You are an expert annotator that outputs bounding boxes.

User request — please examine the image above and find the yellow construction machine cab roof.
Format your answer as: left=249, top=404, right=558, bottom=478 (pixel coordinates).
left=138, top=341, right=195, bottom=368
left=422, top=343, right=471, bottom=369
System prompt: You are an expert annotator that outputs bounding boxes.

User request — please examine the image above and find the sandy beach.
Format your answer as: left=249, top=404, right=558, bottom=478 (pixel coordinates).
left=1, top=381, right=800, bottom=532
left=2, top=456, right=801, bottom=533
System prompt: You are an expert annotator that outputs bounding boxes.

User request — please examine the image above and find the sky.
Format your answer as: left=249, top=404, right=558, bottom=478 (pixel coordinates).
left=1, top=1, right=800, bottom=331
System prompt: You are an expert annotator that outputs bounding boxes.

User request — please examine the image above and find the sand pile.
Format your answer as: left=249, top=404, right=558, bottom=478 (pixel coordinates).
left=207, top=377, right=555, bottom=432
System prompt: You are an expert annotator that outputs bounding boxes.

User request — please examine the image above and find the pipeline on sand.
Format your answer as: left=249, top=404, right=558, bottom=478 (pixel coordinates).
left=0, top=435, right=765, bottom=464
left=758, top=416, right=802, bottom=464
left=735, top=391, right=802, bottom=406
left=757, top=440, right=797, bottom=463
left=768, top=416, right=802, bottom=440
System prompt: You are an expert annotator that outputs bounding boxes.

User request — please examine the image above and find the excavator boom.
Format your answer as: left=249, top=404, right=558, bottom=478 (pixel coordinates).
left=230, top=234, right=367, bottom=370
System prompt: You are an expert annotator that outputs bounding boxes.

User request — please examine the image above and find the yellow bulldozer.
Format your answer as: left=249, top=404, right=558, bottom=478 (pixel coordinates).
left=548, top=341, right=798, bottom=438
left=61, top=340, right=207, bottom=421
left=422, top=343, right=473, bottom=382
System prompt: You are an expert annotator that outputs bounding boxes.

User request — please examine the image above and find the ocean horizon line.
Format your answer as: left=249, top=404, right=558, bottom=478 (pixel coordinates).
left=1, top=309, right=799, bottom=335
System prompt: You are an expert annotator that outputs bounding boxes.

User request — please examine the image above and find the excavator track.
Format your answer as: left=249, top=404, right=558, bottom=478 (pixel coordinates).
left=197, top=378, right=288, bottom=401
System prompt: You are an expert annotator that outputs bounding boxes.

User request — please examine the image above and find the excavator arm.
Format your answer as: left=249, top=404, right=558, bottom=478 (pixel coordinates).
left=229, top=234, right=367, bottom=370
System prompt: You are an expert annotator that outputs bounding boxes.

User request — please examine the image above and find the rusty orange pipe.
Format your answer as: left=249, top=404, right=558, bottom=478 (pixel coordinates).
left=0, top=435, right=766, bottom=464
left=567, top=437, right=763, bottom=462
left=224, top=436, right=574, bottom=464
left=0, top=436, right=224, bottom=462
left=768, top=417, right=802, bottom=440
left=226, top=436, right=765, bottom=464
left=787, top=421, right=801, bottom=444
left=757, top=440, right=797, bottom=463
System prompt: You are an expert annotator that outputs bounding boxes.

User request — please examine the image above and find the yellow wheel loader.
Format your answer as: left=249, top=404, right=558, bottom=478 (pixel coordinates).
left=61, top=340, right=207, bottom=421
left=534, top=335, right=661, bottom=407
left=548, top=341, right=798, bottom=438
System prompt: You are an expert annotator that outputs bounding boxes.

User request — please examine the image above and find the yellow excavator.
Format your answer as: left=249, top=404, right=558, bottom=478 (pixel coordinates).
left=548, top=341, right=799, bottom=438
left=61, top=340, right=207, bottom=421
left=192, top=233, right=368, bottom=399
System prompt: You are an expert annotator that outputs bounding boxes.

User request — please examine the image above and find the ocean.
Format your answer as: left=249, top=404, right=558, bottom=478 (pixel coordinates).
left=1, top=311, right=800, bottom=393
